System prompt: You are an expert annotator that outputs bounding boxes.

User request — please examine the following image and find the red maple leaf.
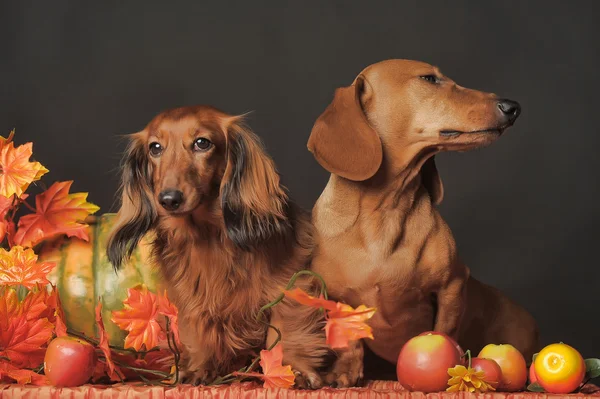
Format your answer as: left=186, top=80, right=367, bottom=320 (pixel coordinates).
left=0, top=361, right=49, bottom=385
left=48, top=287, right=67, bottom=337
left=0, top=246, right=56, bottom=288
left=111, top=285, right=165, bottom=351
left=0, top=287, right=56, bottom=368
left=0, top=134, right=48, bottom=198
left=0, top=312, right=53, bottom=368
left=18, top=286, right=52, bottom=321
left=95, top=301, right=123, bottom=381
left=284, top=288, right=376, bottom=349
left=13, top=181, right=100, bottom=248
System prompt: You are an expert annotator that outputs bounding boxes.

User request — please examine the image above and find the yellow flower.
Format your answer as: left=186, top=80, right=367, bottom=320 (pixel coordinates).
left=447, top=365, right=496, bottom=393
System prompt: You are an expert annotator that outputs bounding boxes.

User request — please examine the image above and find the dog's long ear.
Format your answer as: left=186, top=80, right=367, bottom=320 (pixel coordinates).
left=421, top=156, right=444, bottom=205
left=107, top=133, right=157, bottom=270
left=220, top=119, right=292, bottom=249
left=307, top=76, right=382, bottom=181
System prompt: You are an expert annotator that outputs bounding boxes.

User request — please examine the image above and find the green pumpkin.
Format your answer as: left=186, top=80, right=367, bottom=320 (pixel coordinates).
left=39, top=213, right=161, bottom=347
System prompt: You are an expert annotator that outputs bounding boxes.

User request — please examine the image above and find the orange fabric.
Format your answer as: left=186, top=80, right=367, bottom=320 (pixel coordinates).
left=1, top=381, right=599, bottom=399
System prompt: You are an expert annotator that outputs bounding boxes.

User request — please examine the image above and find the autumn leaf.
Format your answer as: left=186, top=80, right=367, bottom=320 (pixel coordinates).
left=283, top=288, right=337, bottom=311
left=325, top=303, right=376, bottom=349
left=95, top=301, right=122, bottom=381
left=13, top=181, right=100, bottom=247
left=0, top=137, right=48, bottom=198
left=0, top=312, right=54, bottom=368
left=0, top=360, right=49, bottom=385
left=110, top=349, right=174, bottom=382
left=157, top=290, right=180, bottom=347
left=48, top=286, right=67, bottom=337
left=259, top=344, right=295, bottom=389
left=284, top=288, right=376, bottom=349
left=0, top=287, right=55, bottom=368
left=19, top=286, right=53, bottom=321
left=234, top=343, right=295, bottom=389
left=0, top=195, right=14, bottom=243
left=111, top=285, right=165, bottom=351
left=0, top=130, right=15, bottom=149
left=0, top=287, right=20, bottom=330
left=0, top=246, right=56, bottom=288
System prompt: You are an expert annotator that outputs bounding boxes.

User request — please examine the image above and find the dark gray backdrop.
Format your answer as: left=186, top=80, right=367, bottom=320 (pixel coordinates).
left=2, top=1, right=599, bottom=358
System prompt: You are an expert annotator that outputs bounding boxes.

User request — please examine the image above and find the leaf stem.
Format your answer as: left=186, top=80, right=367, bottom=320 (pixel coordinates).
left=111, top=359, right=171, bottom=379
left=21, top=200, right=36, bottom=213
left=463, top=349, right=472, bottom=369
left=67, top=329, right=158, bottom=354
left=165, top=319, right=180, bottom=385
left=255, top=270, right=329, bottom=322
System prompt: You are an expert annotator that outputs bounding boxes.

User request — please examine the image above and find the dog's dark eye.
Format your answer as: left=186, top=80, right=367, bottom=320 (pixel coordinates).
left=193, top=137, right=213, bottom=152
left=420, top=75, right=440, bottom=84
left=149, top=142, right=163, bottom=157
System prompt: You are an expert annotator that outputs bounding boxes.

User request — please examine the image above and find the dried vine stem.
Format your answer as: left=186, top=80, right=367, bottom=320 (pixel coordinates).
left=256, top=270, right=328, bottom=322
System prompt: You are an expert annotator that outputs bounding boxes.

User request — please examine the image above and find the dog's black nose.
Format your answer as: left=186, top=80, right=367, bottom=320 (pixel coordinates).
left=159, top=190, right=183, bottom=211
left=497, top=99, right=521, bottom=124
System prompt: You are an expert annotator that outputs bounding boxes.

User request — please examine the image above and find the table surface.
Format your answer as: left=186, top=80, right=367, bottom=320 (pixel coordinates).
left=2, top=381, right=599, bottom=399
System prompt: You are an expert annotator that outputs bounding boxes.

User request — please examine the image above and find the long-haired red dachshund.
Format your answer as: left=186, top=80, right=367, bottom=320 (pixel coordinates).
left=106, top=106, right=359, bottom=388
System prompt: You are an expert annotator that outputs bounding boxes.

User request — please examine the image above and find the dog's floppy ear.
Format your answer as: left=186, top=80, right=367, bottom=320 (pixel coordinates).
left=220, top=119, right=292, bottom=249
left=421, top=156, right=444, bottom=205
left=107, top=133, right=157, bottom=271
left=307, top=76, right=382, bottom=181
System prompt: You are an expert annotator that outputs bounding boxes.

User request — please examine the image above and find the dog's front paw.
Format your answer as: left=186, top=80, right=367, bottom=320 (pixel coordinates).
left=293, top=368, right=323, bottom=390
left=324, top=341, right=364, bottom=388
left=180, top=368, right=218, bottom=386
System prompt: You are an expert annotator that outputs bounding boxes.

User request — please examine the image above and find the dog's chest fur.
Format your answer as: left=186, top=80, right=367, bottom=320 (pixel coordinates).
left=152, top=219, right=286, bottom=367
left=312, top=177, right=458, bottom=361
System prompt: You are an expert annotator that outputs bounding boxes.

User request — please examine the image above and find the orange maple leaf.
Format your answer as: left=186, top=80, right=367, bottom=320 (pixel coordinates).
left=259, top=343, right=296, bottom=389
left=325, top=303, right=376, bottom=348
left=0, top=194, right=27, bottom=245
left=13, top=181, right=100, bottom=248
left=49, top=287, right=67, bottom=337
left=0, top=360, right=49, bottom=385
left=95, top=301, right=123, bottom=381
left=0, top=130, right=15, bottom=149
left=283, top=288, right=337, bottom=311
left=284, top=288, right=376, bottom=349
left=19, top=286, right=53, bottom=322
left=111, top=285, right=165, bottom=351
left=0, top=136, right=48, bottom=198
left=18, top=284, right=64, bottom=332
left=0, top=195, right=14, bottom=243
left=0, top=288, right=54, bottom=368
left=157, top=290, right=181, bottom=347
left=0, top=246, right=56, bottom=288
left=234, top=343, right=295, bottom=389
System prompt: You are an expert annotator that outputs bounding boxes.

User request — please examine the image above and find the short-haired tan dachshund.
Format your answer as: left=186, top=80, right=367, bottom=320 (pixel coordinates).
left=307, top=59, right=539, bottom=381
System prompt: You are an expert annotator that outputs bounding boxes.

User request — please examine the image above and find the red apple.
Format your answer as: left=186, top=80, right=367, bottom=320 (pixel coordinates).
left=397, top=331, right=463, bottom=392
left=418, top=331, right=465, bottom=362
left=529, top=362, right=538, bottom=384
left=471, top=357, right=503, bottom=389
left=478, top=344, right=527, bottom=391
left=44, top=336, right=96, bottom=387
